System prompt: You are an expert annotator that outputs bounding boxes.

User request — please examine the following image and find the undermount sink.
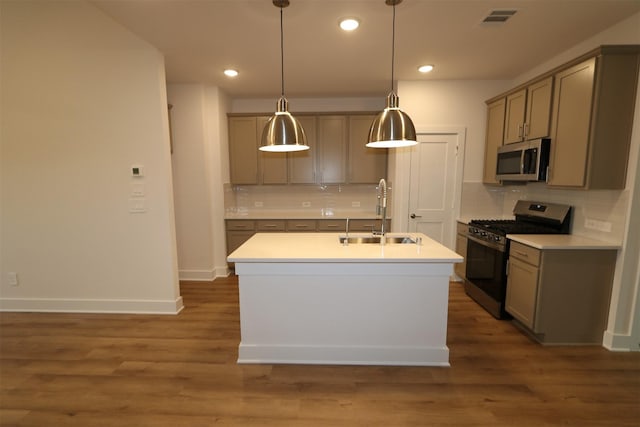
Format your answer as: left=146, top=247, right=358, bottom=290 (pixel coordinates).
left=339, top=236, right=417, bottom=245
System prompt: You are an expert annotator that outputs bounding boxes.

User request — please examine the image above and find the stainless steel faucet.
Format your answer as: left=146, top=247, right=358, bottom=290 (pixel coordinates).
left=374, top=178, right=387, bottom=244
left=344, top=218, right=350, bottom=246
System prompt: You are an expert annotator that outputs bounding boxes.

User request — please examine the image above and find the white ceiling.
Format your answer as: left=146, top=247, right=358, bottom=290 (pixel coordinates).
left=91, top=0, right=640, bottom=98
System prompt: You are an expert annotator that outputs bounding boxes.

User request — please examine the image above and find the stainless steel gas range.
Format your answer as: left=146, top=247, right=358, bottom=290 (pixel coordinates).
left=464, top=200, right=572, bottom=319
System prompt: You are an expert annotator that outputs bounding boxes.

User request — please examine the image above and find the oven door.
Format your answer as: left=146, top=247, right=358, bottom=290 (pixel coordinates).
left=464, top=235, right=509, bottom=318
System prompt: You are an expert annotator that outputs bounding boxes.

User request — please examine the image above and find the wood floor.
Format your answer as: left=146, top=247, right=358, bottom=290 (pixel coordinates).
left=1, top=276, right=638, bottom=426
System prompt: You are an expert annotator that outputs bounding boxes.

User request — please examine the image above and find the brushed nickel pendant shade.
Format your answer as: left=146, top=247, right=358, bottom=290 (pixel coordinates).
left=260, top=0, right=309, bottom=152
left=367, top=0, right=417, bottom=148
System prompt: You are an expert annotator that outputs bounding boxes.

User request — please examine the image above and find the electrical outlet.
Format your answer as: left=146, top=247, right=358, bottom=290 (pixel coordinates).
left=7, top=272, right=18, bottom=287
left=584, top=218, right=612, bottom=232
left=254, top=201, right=264, bottom=207
left=351, top=201, right=361, bottom=208
left=302, top=201, right=311, bottom=208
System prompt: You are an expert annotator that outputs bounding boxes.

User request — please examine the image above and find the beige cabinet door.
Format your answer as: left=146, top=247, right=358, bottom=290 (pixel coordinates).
left=348, top=115, right=387, bottom=183
left=454, top=233, right=467, bottom=280
left=259, top=116, right=289, bottom=184
left=318, top=116, right=347, bottom=183
left=288, top=116, right=317, bottom=184
left=505, top=256, right=540, bottom=329
left=229, top=117, right=260, bottom=184
left=524, top=77, right=553, bottom=140
left=482, top=98, right=505, bottom=184
left=503, top=89, right=526, bottom=144
left=548, top=58, right=596, bottom=187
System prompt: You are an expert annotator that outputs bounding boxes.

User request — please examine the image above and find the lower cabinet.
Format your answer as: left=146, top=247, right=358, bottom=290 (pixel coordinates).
left=505, top=241, right=616, bottom=344
left=454, top=222, right=467, bottom=281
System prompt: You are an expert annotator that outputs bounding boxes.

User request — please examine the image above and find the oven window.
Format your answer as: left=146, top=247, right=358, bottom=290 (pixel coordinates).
left=465, top=238, right=507, bottom=301
left=497, top=150, right=522, bottom=175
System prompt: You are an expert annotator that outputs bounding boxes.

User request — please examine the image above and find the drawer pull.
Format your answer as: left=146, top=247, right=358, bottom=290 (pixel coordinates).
left=295, top=225, right=310, bottom=228
left=325, top=225, right=338, bottom=228
left=514, top=250, right=529, bottom=257
left=263, top=225, right=278, bottom=228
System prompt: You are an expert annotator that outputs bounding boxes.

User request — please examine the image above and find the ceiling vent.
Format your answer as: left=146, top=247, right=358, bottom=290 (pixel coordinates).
left=482, top=10, right=517, bottom=24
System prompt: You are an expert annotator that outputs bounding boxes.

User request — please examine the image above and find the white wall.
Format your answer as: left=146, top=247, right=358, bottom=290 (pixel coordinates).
left=168, top=84, right=230, bottom=280
left=398, top=80, right=512, bottom=183
left=0, top=1, right=182, bottom=313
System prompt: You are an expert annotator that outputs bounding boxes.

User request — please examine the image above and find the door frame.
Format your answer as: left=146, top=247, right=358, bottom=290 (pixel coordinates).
left=389, top=127, right=466, bottom=243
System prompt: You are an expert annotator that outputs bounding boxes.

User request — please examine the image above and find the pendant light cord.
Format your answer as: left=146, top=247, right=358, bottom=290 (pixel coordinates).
left=280, top=6, right=285, bottom=98
left=390, top=2, right=396, bottom=93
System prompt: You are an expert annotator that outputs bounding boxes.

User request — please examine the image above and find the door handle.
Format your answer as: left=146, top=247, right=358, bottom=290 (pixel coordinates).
left=410, top=213, right=422, bottom=219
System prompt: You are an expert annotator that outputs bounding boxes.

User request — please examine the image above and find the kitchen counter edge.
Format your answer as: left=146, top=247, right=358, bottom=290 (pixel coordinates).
left=507, top=234, right=621, bottom=250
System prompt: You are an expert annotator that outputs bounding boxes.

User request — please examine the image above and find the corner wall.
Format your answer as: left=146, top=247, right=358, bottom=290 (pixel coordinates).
left=0, top=1, right=182, bottom=313
left=168, top=84, right=230, bottom=280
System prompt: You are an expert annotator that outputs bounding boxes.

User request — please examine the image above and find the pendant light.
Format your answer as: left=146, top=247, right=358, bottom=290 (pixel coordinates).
left=260, top=0, right=309, bottom=152
left=367, top=0, right=417, bottom=148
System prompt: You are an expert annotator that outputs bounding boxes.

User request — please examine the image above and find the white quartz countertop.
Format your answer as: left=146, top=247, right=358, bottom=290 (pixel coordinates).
left=507, top=234, right=621, bottom=250
left=228, top=232, right=463, bottom=263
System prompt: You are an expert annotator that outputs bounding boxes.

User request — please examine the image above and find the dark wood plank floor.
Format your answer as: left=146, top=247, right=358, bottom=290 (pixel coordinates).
left=1, top=276, right=639, bottom=426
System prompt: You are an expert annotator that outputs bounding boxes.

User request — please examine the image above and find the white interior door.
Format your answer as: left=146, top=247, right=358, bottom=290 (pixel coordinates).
left=407, top=134, right=459, bottom=249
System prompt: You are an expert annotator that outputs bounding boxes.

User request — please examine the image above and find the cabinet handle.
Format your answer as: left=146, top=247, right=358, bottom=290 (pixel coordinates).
left=518, top=124, right=523, bottom=138
left=263, top=224, right=278, bottom=228
left=523, top=123, right=529, bottom=138
left=325, top=224, right=338, bottom=228
left=513, top=250, right=529, bottom=257
left=295, top=225, right=310, bottom=228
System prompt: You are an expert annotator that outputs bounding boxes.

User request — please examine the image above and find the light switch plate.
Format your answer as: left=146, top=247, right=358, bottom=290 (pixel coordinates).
left=131, top=183, right=145, bottom=197
left=129, top=198, right=147, bottom=213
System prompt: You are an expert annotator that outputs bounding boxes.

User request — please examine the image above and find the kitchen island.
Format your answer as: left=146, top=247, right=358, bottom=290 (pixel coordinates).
left=227, top=232, right=463, bottom=366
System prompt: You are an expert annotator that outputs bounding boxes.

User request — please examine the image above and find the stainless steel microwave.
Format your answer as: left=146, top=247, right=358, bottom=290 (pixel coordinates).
left=496, top=138, right=550, bottom=182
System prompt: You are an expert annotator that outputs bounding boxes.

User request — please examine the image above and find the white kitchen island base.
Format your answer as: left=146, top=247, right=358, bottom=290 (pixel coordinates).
left=234, top=259, right=453, bottom=366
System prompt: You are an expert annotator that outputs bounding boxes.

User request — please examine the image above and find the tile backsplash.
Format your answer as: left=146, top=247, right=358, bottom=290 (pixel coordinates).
left=224, top=183, right=388, bottom=218
left=461, top=182, right=628, bottom=243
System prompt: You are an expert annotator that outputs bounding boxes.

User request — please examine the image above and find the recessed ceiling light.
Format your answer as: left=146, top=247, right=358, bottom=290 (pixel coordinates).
left=339, top=18, right=360, bottom=31
left=224, top=69, right=239, bottom=77
left=418, top=65, right=434, bottom=73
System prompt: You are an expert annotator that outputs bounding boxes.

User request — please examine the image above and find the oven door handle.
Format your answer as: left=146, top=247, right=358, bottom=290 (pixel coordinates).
left=466, top=234, right=505, bottom=253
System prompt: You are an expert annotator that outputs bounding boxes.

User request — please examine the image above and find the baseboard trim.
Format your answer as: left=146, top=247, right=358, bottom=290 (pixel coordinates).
left=603, top=330, right=635, bottom=351
left=178, top=266, right=230, bottom=281
left=238, top=343, right=450, bottom=366
left=0, top=296, right=184, bottom=315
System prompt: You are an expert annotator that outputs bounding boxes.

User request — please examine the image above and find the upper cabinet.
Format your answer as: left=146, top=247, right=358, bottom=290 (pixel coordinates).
left=483, top=45, right=639, bottom=189
left=288, top=116, right=317, bottom=184
left=348, top=115, right=387, bottom=183
left=317, top=116, right=348, bottom=184
left=483, top=98, right=506, bottom=184
left=228, top=113, right=387, bottom=185
left=548, top=48, right=640, bottom=189
left=229, top=116, right=262, bottom=184
left=503, top=77, right=553, bottom=144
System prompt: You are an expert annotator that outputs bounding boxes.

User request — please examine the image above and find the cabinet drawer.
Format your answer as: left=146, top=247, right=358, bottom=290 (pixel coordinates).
left=256, top=220, right=286, bottom=231
left=317, top=219, right=347, bottom=232
left=509, top=241, right=541, bottom=266
left=226, top=220, right=255, bottom=231
left=456, top=221, right=468, bottom=235
left=287, top=220, right=317, bottom=232
left=348, top=219, right=389, bottom=232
